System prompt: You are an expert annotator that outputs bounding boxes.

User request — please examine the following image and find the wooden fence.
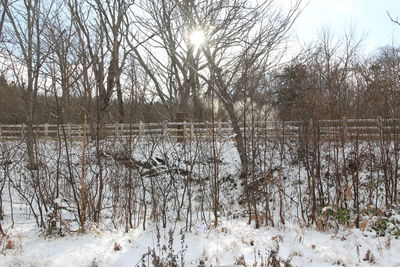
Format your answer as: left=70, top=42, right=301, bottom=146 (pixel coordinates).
left=0, top=118, right=399, bottom=141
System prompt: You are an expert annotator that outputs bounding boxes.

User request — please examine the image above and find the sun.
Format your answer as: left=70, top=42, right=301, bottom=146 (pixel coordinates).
left=189, top=29, right=206, bottom=47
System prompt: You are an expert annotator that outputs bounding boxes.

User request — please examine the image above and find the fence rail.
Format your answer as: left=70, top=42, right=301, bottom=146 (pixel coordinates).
left=1, top=118, right=400, bottom=141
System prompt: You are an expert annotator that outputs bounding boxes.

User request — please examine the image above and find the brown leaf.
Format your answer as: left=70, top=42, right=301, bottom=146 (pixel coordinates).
left=363, top=249, right=375, bottom=263
left=272, top=235, right=283, bottom=242
left=360, top=220, right=369, bottom=232
left=113, top=242, right=122, bottom=251
left=6, top=240, right=15, bottom=250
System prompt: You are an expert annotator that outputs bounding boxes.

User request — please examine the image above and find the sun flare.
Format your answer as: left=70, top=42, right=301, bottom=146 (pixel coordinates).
left=189, top=29, right=206, bottom=47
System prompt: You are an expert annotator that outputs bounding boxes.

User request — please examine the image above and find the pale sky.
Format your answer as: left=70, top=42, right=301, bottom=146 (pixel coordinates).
left=288, top=0, right=400, bottom=55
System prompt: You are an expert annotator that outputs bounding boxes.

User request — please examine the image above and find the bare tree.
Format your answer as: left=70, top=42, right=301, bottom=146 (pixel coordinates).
left=68, top=0, right=132, bottom=124
left=1, top=0, right=57, bottom=169
left=176, top=0, right=303, bottom=173
left=43, top=8, right=82, bottom=122
left=125, top=0, right=208, bottom=121
left=275, top=27, right=363, bottom=121
left=357, top=46, right=400, bottom=118
left=0, top=0, right=6, bottom=37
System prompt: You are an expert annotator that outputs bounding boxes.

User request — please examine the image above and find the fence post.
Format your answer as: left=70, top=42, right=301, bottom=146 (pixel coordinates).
left=0, top=124, right=2, bottom=138
left=205, top=121, right=209, bottom=141
left=342, top=116, right=347, bottom=142
left=176, top=112, right=185, bottom=143
left=21, top=124, right=25, bottom=138
left=139, top=121, right=144, bottom=141
left=183, top=121, right=187, bottom=142
left=218, top=121, right=222, bottom=139
left=45, top=123, right=49, bottom=137
left=162, top=121, right=168, bottom=137
left=378, top=116, right=383, bottom=140
left=114, top=122, right=119, bottom=138
left=190, top=122, right=194, bottom=140
left=120, top=124, right=124, bottom=138
left=68, top=123, right=72, bottom=139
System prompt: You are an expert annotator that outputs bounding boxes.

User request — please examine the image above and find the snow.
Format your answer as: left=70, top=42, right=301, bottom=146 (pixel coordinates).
left=1, top=219, right=400, bottom=266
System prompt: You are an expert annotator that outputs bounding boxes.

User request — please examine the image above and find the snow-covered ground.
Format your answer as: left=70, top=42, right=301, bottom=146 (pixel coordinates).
left=1, top=219, right=400, bottom=266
